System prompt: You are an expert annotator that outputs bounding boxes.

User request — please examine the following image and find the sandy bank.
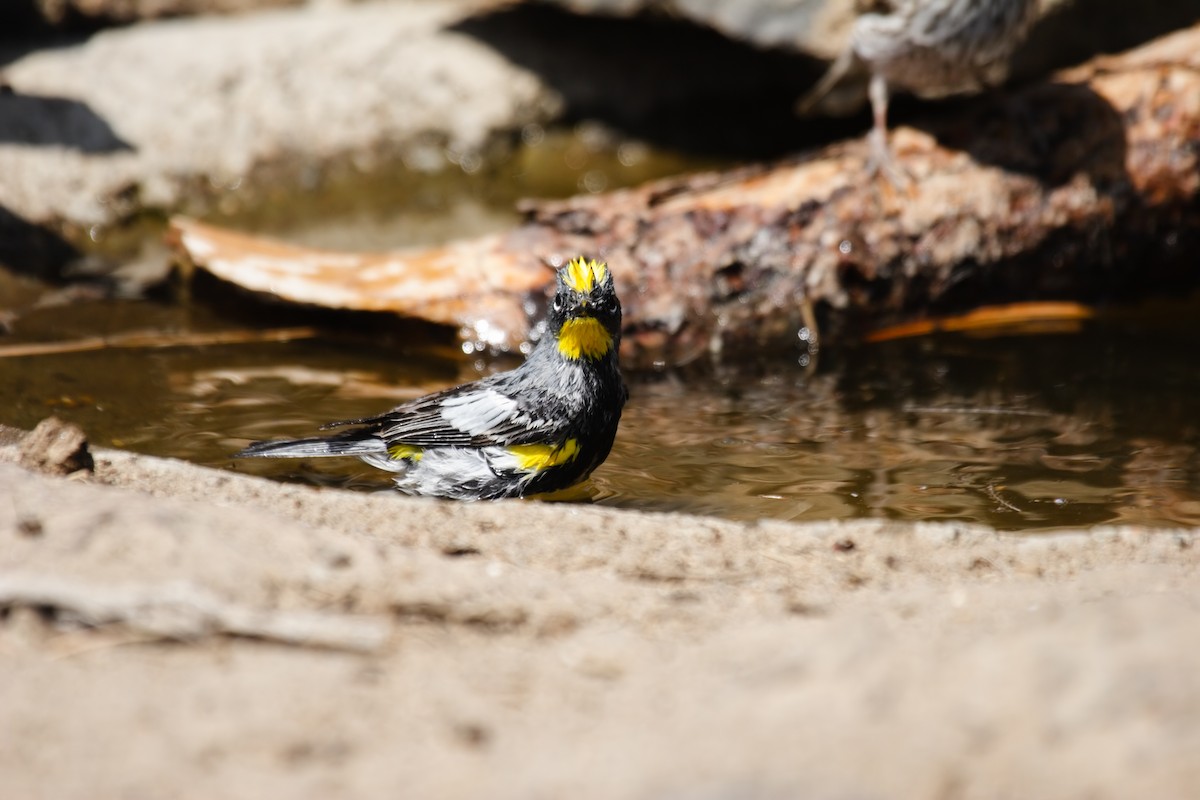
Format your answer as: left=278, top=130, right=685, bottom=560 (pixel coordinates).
left=0, top=426, right=1196, bottom=798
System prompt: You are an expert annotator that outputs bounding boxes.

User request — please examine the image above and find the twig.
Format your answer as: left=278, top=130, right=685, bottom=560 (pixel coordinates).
left=0, top=574, right=390, bottom=653
left=865, top=302, right=1094, bottom=342
left=0, top=327, right=319, bottom=359
left=984, top=484, right=1023, bottom=514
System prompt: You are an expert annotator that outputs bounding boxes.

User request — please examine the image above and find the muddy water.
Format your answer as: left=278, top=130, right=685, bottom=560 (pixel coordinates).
left=3, top=288, right=1199, bottom=531
left=3, top=129, right=1199, bottom=531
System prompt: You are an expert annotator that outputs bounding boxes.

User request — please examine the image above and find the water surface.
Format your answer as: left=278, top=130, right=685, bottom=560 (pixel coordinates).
left=3, top=293, right=1198, bottom=531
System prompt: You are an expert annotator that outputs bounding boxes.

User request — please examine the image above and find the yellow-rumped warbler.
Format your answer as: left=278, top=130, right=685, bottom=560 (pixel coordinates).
left=799, top=0, right=1037, bottom=181
left=236, top=257, right=627, bottom=500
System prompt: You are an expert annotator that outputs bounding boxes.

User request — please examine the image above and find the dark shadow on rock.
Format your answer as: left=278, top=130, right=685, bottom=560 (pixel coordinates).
left=0, top=0, right=52, bottom=34
left=863, top=75, right=1198, bottom=323
left=0, top=0, right=146, bottom=35
left=0, top=88, right=133, bottom=153
left=926, top=81, right=1128, bottom=188
left=451, top=3, right=852, bottom=159
left=1010, top=0, right=1200, bottom=82
left=0, top=204, right=80, bottom=278
left=0, top=23, right=94, bottom=68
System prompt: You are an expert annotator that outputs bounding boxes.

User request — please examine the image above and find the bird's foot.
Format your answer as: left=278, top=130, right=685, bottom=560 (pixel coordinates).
left=866, top=127, right=912, bottom=190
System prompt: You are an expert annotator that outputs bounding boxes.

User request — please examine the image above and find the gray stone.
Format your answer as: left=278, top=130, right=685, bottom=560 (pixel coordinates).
left=17, top=416, right=93, bottom=475
left=0, top=1, right=557, bottom=241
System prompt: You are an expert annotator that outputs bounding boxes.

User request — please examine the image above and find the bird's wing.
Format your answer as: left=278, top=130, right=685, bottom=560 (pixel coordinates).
left=325, top=384, right=562, bottom=448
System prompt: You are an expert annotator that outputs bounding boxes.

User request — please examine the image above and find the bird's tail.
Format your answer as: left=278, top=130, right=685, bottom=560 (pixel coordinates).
left=235, top=432, right=386, bottom=460
left=796, top=46, right=862, bottom=116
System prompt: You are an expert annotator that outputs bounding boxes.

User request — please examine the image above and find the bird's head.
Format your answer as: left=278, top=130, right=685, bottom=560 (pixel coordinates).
left=549, top=257, right=622, bottom=361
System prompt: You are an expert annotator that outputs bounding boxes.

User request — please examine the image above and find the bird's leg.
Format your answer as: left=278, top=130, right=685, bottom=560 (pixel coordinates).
left=867, top=72, right=889, bottom=161
left=866, top=73, right=911, bottom=188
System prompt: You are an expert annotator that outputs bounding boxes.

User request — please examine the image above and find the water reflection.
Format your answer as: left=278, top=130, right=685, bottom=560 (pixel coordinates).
left=2, top=300, right=1198, bottom=531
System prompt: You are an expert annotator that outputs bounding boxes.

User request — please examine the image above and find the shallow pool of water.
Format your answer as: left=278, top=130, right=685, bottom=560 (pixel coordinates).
left=3, top=288, right=1198, bottom=531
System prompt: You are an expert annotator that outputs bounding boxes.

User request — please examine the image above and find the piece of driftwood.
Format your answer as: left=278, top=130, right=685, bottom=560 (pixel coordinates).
left=0, top=574, right=391, bottom=653
left=170, top=24, right=1200, bottom=367
left=0, top=326, right=318, bottom=358
left=168, top=221, right=552, bottom=352
left=864, top=301, right=1095, bottom=342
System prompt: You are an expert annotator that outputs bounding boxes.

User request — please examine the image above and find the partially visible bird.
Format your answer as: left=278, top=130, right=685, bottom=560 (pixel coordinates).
left=799, top=0, right=1040, bottom=183
left=236, top=257, right=627, bottom=500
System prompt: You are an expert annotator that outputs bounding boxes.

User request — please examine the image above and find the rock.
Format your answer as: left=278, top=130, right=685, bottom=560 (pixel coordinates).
left=18, top=416, right=94, bottom=476
left=1, top=0, right=304, bottom=29
left=541, top=0, right=857, bottom=59
left=0, top=0, right=553, bottom=259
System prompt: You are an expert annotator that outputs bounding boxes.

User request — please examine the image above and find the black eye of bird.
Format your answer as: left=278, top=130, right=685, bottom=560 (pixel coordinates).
left=552, top=297, right=563, bottom=313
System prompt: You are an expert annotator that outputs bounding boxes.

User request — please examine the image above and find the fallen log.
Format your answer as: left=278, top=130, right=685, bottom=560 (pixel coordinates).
left=170, top=23, right=1200, bottom=368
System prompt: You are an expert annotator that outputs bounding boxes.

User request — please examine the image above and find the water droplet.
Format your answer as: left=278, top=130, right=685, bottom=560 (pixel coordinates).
left=521, top=123, right=545, bottom=146
left=580, top=170, right=608, bottom=194
left=403, top=143, right=443, bottom=173
left=459, top=152, right=483, bottom=174
left=838, top=240, right=853, bottom=255
left=618, top=142, right=647, bottom=167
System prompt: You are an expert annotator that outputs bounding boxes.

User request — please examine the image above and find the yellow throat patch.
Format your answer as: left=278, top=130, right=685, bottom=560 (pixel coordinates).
left=508, top=439, right=580, bottom=472
left=563, top=257, right=608, bottom=293
left=557, top=317, right=612, bottom=360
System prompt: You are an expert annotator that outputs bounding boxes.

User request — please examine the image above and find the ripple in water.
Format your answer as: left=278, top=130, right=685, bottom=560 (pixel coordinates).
left=3, top=303, right=1199, bottom=531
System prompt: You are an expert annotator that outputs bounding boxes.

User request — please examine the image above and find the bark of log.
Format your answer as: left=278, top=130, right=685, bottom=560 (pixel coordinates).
left=171, top=24, right=1200, bottom=368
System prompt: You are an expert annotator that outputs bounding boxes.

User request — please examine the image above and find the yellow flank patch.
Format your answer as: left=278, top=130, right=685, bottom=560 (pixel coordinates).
left=563, top=257, right=608, bottom=293
left=388, top=443, right=424, bottom=462
left=557, top=317, right=612, bottom=360
left=508, top=439, right=580, bottom=472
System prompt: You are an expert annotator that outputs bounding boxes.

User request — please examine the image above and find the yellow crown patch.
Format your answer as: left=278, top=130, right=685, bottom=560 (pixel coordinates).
left=562, top=257, right=608, bottom=294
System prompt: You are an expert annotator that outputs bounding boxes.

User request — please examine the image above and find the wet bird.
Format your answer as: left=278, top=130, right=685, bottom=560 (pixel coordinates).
left=798, top=0, right=1040, bottom=182
left=237, top=257, right=627, bottom=500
